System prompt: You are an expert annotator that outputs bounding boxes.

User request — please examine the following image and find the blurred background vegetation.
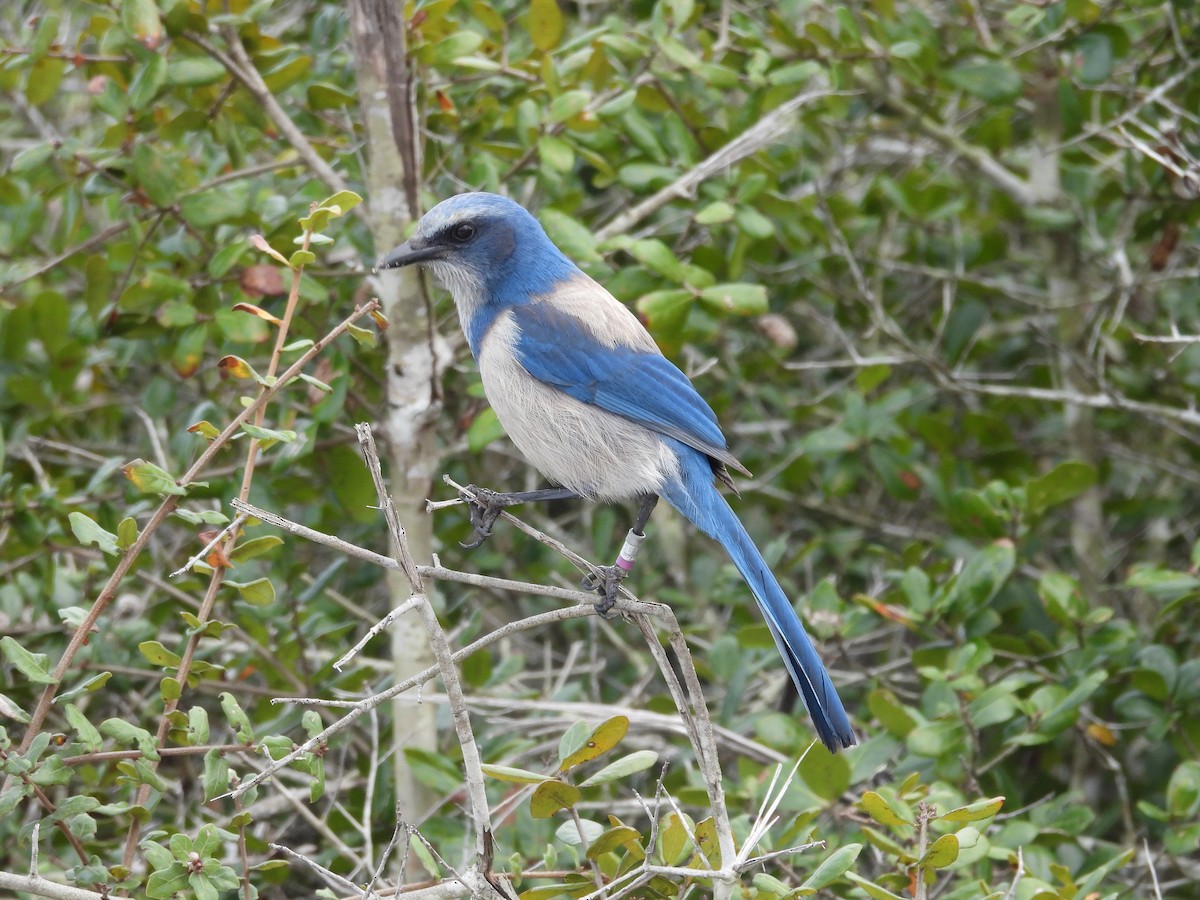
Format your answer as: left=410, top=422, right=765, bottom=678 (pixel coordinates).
left=1, top=0, right=1198, bottom=897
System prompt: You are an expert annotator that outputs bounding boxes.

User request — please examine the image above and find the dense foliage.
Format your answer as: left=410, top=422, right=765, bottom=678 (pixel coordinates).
left=1, top=0, right=1197, bottom=898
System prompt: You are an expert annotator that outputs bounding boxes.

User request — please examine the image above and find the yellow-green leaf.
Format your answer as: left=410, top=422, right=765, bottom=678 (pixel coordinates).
left=116, top=517, right=139, bottom=550
left=139, top=641, right=183, bottom=669
left=861, top=790, right=910, bottom=827
left=921, top=833, right=959, bottom=868
left=230, top=535, right=284, bottom=564
left=528, top=0, right=564, bottom=51
left=657, top=811, right=693, bottom=866
left=69, top=512, right=119, bottom=556
left=230, top=577, right=276, bottom=607
left=123, top=459, right=187, bottom=496
left=560, top=716, right=629, bottom=771
left=347, top=322, right=377, bottom=348
left=939, top=796, right=1004, bottom=823
left=585, top=825, right=641, bottom=860
left=799, top=842, right=862, bottom=889
left=0, top=637, right=58, bottom=685
left=317, top=190, right=363, bottom=214
left=530, top=780, right=581, bottom=818
left=481, top=764, right=549, bottom=784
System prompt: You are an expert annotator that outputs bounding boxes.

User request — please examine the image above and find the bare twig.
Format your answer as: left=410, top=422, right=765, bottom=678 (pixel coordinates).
left=354, top=424, right=500, bottom=893
left=9, top=300, right=379, bottom=763
left=0, top=872, right=107, bottom=900
left=168, top=512, right=249, bottom=578
left=595, top=88, right=857, bottom=242
left=268, top=843, right=364, bottom=896
left=183, top=29, right=351, bottom=203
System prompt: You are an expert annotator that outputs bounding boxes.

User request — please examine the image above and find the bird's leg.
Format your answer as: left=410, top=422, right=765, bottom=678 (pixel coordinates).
left=458, top=485, right=579, bottom=549
left=583, top=494, right=660, bottom=616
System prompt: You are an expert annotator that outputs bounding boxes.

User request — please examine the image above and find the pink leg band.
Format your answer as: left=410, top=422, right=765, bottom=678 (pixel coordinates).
left=615, top=529, right=645, bottom=573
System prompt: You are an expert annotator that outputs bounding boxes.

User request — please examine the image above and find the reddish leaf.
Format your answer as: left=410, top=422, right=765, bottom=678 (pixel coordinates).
left=232, top=302, right=283, bottom=324
left=239, top=266, right=285, bottom=298
left=217, top=355, right=256, bottom=380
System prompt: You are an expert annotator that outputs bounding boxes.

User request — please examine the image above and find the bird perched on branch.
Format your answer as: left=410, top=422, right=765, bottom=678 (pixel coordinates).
left=378, top=192, right=855, bottom=752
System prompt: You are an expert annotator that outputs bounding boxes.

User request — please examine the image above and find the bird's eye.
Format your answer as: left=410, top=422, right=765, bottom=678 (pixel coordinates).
left=450, top=223, right=476, bottom=243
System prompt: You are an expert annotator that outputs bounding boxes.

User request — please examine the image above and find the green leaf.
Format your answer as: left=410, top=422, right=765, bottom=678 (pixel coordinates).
left=657, top=812, right=694, bottom=866
left=861, top=791, right=910, bottom=827
left=139, top=641, right=183, bottom=669
left=219, top=692, right=254, bottom=743
left=121, top=0, right=163, bottom=49
left=129, top=53, right=168, bottom=111
left=940, top=796, right=1005, bottom=823
left=289, top=249, right=316, bottom=268
left=240, top=423, right=298, bottom=450
left=697, top=282, right=769, bottom=315
left=528, top=0, right=564, bottom=51
left=229, top=577, right=276, bottom=606
left=636, top=289, right=693, bottom=332
left=123, top=459, right=187, bottom=496
left=695, top=201, right=735, bottom=225
left=116, top=516, right=139, bottom=550
left=467, top=406, right=506, bottom=453
left=844, top=872, right=907, bottom=900
left=307, top=82, right=356, bottom=109
left=69, top=512, right=120, bottom=556
left=538, top=135, right=575, bottom=174
left=548, top=90, right=591, bottom=123
left=530, top=780, right=581, bottom=818
left=481, top=764, right=548, bottom=784
left=55, top=671, right=112, bottom=704
left=0, top=637, right=58, bottom=685
left=578, top=750, right=659, bottom=787
left=189, top=706, right=210, bottom=745
left=101, top=718, right=160, bottom=760
left=586, top=824, right=642, bottom=860
left=346, top=322, right=377, bottom=348
left=168, top=57, right=228, bottom=88
left=946, top=62, right=1022, bottom=102
left=559, top=716, right=629, bottom=771
left=921, top=833, right=959, bottom=868
left=799, top=842, right=862, bottom=889
left=1026, top=461, right=1097, bottom=514
left=229, top=535, right=284, bottom=564
left=65, top=703, right=103, bottom=752
left=317, top=190, right=363, bottom=214
left=627, top=239, right=686, bottom=282
left=1167, top=761, right=1200, bottom=818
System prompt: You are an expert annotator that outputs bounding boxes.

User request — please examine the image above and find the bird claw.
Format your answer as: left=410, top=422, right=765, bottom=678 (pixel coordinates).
left=582, top=565, right=624, bottom=618
left=459, top=485, right=508, bottom=549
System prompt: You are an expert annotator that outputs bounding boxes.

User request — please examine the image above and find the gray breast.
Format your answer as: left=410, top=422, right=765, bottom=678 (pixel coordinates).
left=476, top=313, right=680, bottom=501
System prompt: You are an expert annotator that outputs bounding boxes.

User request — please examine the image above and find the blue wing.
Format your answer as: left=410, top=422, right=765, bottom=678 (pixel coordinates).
left=508, top=301, right=747, bottom=475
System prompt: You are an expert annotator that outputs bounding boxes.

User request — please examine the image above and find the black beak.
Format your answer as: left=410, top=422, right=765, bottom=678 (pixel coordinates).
left=374, top=239, right=442, bottom=273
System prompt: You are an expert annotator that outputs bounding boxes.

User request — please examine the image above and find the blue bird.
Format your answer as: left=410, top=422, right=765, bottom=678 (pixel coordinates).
left=379, top=192, right=855, bottom=752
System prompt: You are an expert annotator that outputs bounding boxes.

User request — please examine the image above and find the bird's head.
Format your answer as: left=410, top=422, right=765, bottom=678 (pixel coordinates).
left=376, top=192, right=578, bottom=308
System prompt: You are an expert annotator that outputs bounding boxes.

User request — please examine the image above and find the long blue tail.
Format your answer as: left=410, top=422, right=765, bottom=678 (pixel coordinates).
left=659, top=449, right=856, bottom=752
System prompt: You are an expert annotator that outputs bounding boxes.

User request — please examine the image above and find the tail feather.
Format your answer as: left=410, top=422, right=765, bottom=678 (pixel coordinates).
left=660, top=451, right=856, bottom=752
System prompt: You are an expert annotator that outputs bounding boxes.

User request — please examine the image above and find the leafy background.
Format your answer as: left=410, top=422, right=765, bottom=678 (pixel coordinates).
left=0, top=0, right=1198, bottom=898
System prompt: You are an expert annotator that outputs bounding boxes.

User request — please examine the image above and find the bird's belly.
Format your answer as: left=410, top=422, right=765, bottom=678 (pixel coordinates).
left=478, top=340, right=679, bottom=501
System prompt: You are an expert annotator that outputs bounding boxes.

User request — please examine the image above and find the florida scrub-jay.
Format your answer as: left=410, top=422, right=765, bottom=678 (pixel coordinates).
left=379, top=192, right=855, bottom=752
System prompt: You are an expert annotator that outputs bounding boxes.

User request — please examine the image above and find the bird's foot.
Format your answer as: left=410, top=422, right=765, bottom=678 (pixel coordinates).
left=459, top=485, right=513, bottom=549
left=582, top=565, right=625, bottom=618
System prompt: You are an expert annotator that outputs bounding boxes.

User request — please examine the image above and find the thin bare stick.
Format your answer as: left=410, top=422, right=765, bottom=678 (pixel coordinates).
left=169, top=512, right=249, bottom=578
left=268, top=843, right=364, bottom=896
left=334, top=595, right=423, bottom=671
left=183, top=28, right=351, bottom=203
left=8, top=299, right=379, bottom=758
left=0, top=872, right=107, bottom=900
left=595, top=89, right=856, bottom=242
left=354, top=424, right=498, bottom=888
